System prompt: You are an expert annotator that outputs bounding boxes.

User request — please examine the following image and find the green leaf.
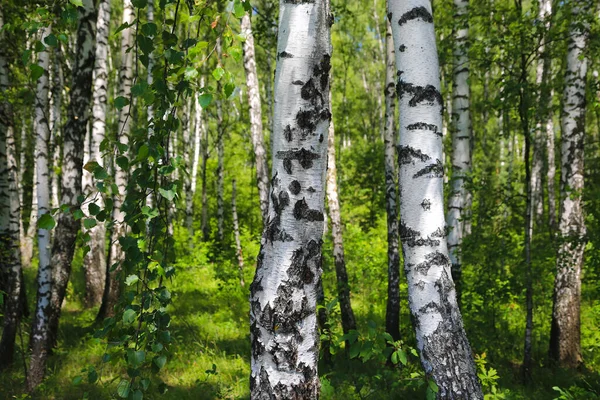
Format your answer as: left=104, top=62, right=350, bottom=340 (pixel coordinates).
left=38, top=213, right=56, bottom=230
left=391, top=351, right=399, bottom=365
left=159, top=188, right=175, bottom=202
left=127, top=350, right=146, bottom=368
left=114, top=96, right=130, bottom=110
left=123, top=309, right=137, bottom=325
left=125, top=275, right=139, bottom=286
left=184, top=67, right=198, bottom=80
left=72, top=375, right=83, bottom=385
left=88, top=203, right=100, bottom=216
left=349, top=341, right=361, bottom=359
left=115, top=22, right=133, bottom=36
left=83, top=218, right=97, bottom=229
left=116, top=156, right=129, bottom=170
left=233, top=0, right=246, bottom=18
left=132, top=390, right=143, bottom=400
left=152, top=342, right=163, bottom=353
left=87, top=367, right=98, bottom=384
left=132, top=0, right=147, bottom=8
left=44, top=34, right=58, bottom=47
left=136, top=144, right=149, bottom=161
left=30, top=64, right=44, bottom=82
left=117, top=379, right=130, bottom=398
left=69, top=0, right=83, bottom=6
left=141, top=23, right=157, bottom=37
left=93, top=166, right=109, bottom=180
left=73, top=208, right=85, bottom=220
left=398, top=349, right=407, bottom=365
left=198, top=93, right=212, bottom=108
left=428, top=380, right=439, bottom=393
left=83, top=160, right=100, bottom=172
left=153, top=355, right=167, bottom=370
left=224, top=82, right=235, bottom=98
left=212, top=66, right=225, bottom=81
left=34, top=40, right=47, bottom=52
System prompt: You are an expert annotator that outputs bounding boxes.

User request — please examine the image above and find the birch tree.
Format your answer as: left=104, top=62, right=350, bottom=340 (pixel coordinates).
left=549, top=0, right=591, bottom=368
left=98, top=0, right=134, bottom=321
left=28, top=0, right=97, bottom=389
left=241, top=14, right=269, bottom=226
left=446, top=0, right=472, bottom=298
left=388, top=0, right=483, bottom=396
left=249, top=0, right=331, bottom=396
left=83, top=0, right=110, bottom=307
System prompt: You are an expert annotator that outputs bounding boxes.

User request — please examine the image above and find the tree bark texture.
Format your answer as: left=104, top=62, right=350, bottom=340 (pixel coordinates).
left=28, top=1, right=97, bottom=390
left=83, top=0, right=110, bottom=308
left=447, top=0, right=472, bottom=300
left=388, top=1, right=483, bottom=397
left=0, top=22, right=24, bottom=367
left=232, top=179, right=245, bottom=286
left=383, top=18, right=401, bottom=342
left=49, top=46, right=63, bottom=211
left=98, top=0, right=134, bottom=321
left=217, top=94, right=225, bottom=244
left=249, top=0, right=331, bottom=397
left=242, top=14, right=270, bottom=228
left=549, top=0, right=590, bottom=368
left=326, top=109, right=357, bottom=336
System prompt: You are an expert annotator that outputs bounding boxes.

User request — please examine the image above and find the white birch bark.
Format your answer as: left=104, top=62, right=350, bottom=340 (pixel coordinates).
left=49, top=46, right=63, bottom=211
left=232, top=179, right=245, bottom=286
left=249, top=0, right=331, bottom=396
left=99, top=0, right=134, bottom=321
left=388, top=1, right=483, bottom=397
left=182, top=96, right=193, bottom=235
left=28, top=0, right=97, bottom=390
left=188, top=82, right=203, bottom=238
left=446, top=0, right=472, bottom=298
left=83, top=0, right=110, bottom=307
left=549, top=0, right=591, bottom=368
left=216, top=80, right=225, bottom=243
left=242, top=14, right=270, bottom=227
left=383, top=18, right=401, bottom=341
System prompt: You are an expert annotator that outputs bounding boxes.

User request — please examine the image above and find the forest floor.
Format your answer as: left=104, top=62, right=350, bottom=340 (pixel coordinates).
left=1, top=237, right=600, bottom=399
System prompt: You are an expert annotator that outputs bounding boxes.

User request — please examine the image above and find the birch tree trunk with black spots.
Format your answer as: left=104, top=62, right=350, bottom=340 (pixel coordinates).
left=83, top=0, right=110, bottom=307
left=49, top=46, right=63, bottom=211
left=98, top=0, right=133, bottom=321
left=249, top=0, right=331, bottom=396
left=187, top=86, right=203, bottom=241
left=216, top=98, right=225, bottom=244
left=388, top=1, right=483, bottom=397
left=29, top=24, right=53, bottom=385
left=242, top=14, right=270, bottom=228
left=326, top=111, right=356, bottom=336
left=201, top=121, right=209, bottom=241
left=182, top=97, right=193, bottom=235
left=446, top=0, right=472, bottom=301
left=28, top=1, right=96, bottom=390
left=549, top=0, right=590, bottom=368
left=232, top=179, right=244, bottom=286
left=0, top=23, right=24, bottom=368
left=384, top=18, right=401, bottom=342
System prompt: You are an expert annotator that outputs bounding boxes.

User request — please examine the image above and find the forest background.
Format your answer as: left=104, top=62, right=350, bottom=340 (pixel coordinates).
left=0, top=0, right=599, bottom=398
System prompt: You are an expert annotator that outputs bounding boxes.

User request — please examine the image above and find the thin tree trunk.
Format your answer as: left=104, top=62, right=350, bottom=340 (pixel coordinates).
left=232, top=179, right=245, bottom=286
left=388, top=1, right=483, bottom=397
left=242, top=14, right=270, bottom=227
left=98, top=0, right=134, bottom=322
left=546, top=105, right=556, bottom=229
left=249, top=0, right=331, bottom=396
left=326, top=107, right=357, bottom=336
left=182, top=96, right=193, bottom=234
left=549, top=0, right=590, bottom=368
left=383, top=18, right=401, bottom=342
left=49, top=46, right=63, bottom=211
left=187, top=82, right=203, bottom=241
left=83, top=0, right=110, bottom=308
left=201, top=123, right=209, bottom=241
left=0, top=16, right=24, bottom=367
left=447, top=0, right=472, bottom=302
left=28, top=1, right=97, bottom=390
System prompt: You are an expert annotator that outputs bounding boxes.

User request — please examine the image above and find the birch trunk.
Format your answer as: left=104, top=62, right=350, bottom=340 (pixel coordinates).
left=326, top=109, right=357, bottom=336
left=0, top=17, right=24, bottom=367
left=232, top=179, right=245, bottom=286
left=182, top=97, right=193, bottom=235
left=28, top=24, right=53, bottom=384
left=201, top=123, right=209, bottom=241
left=383, top=18, right=401, bottom=342
left=446, top=0, right=472, bottom=300
left=388, top=1, right=483, bottom=397
left=28, top=1, right=97, bottom=390
left=187, top=84, right=203, bottom=240
left=549, top=0, right=590, bottom=368
left=98, top=0, right=134, bottom=321
left=49, top=46, right=63, bottom=211
left=83, top=0, right=110, bottom=307
left=242, top=14, right=270, bottom=227
left=249, top=0, right=331, bottom=396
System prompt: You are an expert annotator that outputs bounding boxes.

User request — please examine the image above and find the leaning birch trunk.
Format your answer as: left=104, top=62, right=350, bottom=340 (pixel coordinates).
left=98, top=0, right=134, bottom=321
left=249, top=0, right=331, bottom=396
left=232, top=179, right=245, bottom=286
left=28, top=1, right=96, bottom=390
left=83, top=0, right=110, bottom=307
left=388, top=1, right=483, bottom=397
left=446, top=0, right=472, bottom=300
left=383, top=18, right=401, bottom=342
left=0, top=20, right=24, bottom=368
left=549, top=0, right=590, bottom=368
left=28, top=24, right=53, bottom=381
left=241, top=14, right=270, bottom=226
left=326, top=107, right=357, bottom=336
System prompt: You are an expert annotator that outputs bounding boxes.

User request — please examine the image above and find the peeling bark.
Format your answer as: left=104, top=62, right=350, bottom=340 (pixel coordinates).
left=388, top=1, right=483, bottom=397
left=249, top=0, right=331, bottom=397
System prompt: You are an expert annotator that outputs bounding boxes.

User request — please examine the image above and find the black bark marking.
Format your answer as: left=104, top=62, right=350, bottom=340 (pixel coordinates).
left=399, top=44, right=407, bottom=52
left=284, top=0, right=315, bottom=3
left=293, top=198, right=324, bottom=221
left=301, top=78, right=318, bottom=101
left=421, top=199, right=431, bottom=210
left=414, top=251, right=450, bottom=275
left=398, top=6, right=433, bottom=26
left=400, top=221, right=420, bottom=241
left=283, top=158, right=293, bottom=174
left=319, top=108, right=332, bottom=121
left=292, top=80, right=305, bottom=86
left=398, top=145, right=430, bottom=165
left=277, top=148, right=320, bottom=170
left=264, top=189, right=294, bottom=242
left=307, top=186, right=316, bottom=193
left=289, top=180, right=301, bottom=195
left=413, top=159, right=444, bottom=178
left=406, top=122, right=442, bottom=137
left=431, top=227, right=445, bottom=238
left=278, top=51, right=294, bottom=59
left=397, top=81, right=443, bottom=107
left=319, top=134, right=324, bottom=143
left=296, top=109, right=317, bottom=132
left=284, top=125, right=293, bottom=142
